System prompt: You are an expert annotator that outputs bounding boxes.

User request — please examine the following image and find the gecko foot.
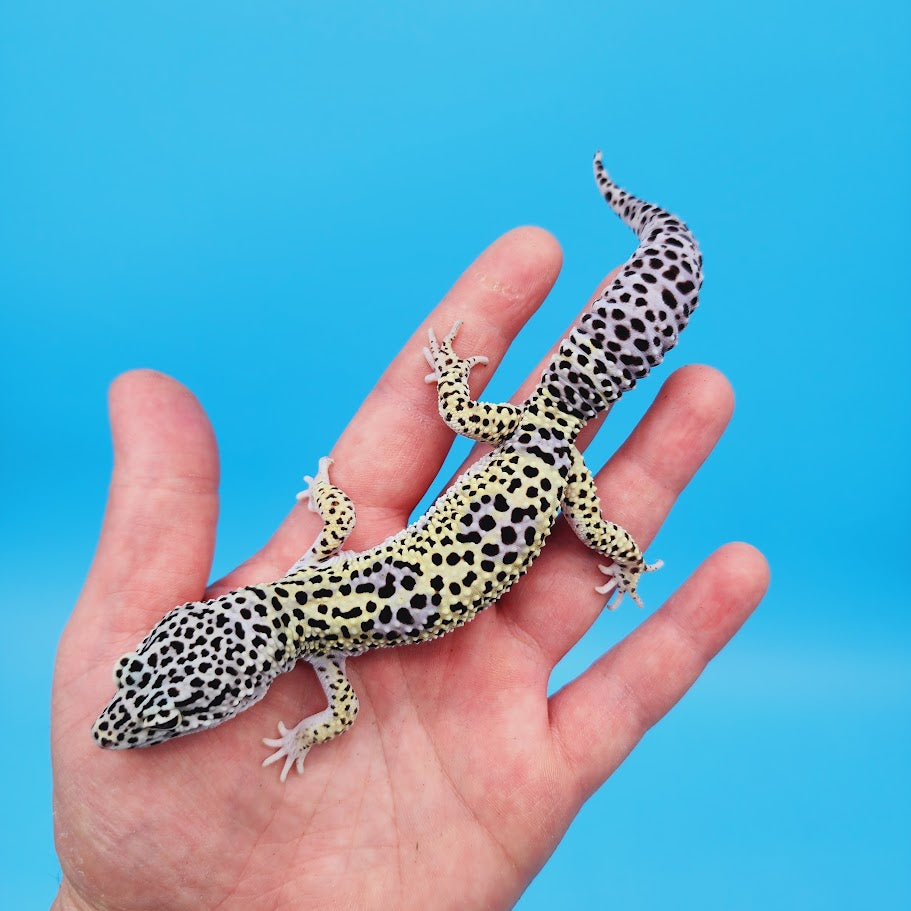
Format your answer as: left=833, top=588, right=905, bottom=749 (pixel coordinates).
left=423, top=320, right=488, bottom=384
left=596, top=558, right=664, bottom=610
left=262, top=720, right=313, bottom=783
left=296, top=456, right=334, bottom=509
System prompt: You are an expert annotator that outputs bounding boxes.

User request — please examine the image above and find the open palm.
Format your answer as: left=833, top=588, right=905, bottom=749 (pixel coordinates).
left=52, top=227, right=767, bottom=910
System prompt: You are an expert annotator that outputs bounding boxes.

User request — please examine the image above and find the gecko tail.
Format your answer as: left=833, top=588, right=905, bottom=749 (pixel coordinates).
left=536, top=153, right=703, bottom=422
left=593, top=150, right=676, bottom=240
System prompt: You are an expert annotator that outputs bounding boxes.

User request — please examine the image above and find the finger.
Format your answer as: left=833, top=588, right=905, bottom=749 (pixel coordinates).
left=549, top=542, right=769, bottom=800
left=340, top=225, right=562, bottom=515
left=77, top=370, right=220, bottom=639
left=500, top=364, right=734, bottom=663
left=217, top=226, right=564, bottom=586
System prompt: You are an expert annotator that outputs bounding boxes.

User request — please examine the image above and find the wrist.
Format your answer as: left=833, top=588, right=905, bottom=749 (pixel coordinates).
left=52, top=880, right=99, bottom=911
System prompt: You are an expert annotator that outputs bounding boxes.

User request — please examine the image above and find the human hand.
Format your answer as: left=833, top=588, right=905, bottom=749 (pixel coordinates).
left=52, top=227, right=768, bottom=910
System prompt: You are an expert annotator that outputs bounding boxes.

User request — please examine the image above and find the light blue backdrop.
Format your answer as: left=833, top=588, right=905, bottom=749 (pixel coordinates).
left=2, top=1, right=908, bottom=907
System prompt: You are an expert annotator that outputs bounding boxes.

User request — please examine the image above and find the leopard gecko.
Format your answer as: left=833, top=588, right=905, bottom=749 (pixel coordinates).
left=92, top=153, right=703, bottom=781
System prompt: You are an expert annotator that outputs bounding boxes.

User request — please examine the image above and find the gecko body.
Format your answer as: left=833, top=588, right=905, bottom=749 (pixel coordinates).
left=93, top=154, right=702, bottom=780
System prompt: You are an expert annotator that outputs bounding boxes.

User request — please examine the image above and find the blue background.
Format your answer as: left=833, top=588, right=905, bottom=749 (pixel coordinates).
left=2, top=1, right=908, bottom=907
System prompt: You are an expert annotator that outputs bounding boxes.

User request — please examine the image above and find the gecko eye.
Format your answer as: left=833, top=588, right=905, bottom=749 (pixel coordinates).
left=139, top=703, right=182, bottom=730
left=113, top=651, right=146, bottom=689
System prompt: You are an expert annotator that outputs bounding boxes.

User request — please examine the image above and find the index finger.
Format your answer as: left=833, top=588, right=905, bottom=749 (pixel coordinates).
left=216, top=226, right=564, bottom=586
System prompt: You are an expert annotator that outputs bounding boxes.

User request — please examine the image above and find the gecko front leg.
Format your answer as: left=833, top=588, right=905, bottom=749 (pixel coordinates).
left=286, top=457, right=356, bottom=572
left=262, top=654, right=359, bottom=782
left=561, top=449, right=662, bottom=609
left=424, top=321, right=522, bottom=444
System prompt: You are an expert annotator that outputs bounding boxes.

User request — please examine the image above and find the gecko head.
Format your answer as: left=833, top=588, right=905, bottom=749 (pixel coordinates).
left=91, top=601, right=276, bottom=750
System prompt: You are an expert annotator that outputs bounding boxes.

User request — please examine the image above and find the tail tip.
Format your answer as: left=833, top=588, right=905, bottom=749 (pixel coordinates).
left=592, top=150, right=612, bottom=189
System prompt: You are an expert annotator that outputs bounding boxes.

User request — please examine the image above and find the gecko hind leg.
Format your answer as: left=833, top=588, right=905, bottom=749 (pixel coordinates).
left=561, top=449, right=662, bottom=609
left=423, top=321, right=522, bottom=444
left=286, top=457, right=356, bottom=572
left=262, top=654, right=359, bottom=782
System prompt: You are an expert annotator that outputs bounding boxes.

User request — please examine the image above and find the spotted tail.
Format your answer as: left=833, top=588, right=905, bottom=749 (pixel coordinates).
left=538, top=152, right=703, bottom=421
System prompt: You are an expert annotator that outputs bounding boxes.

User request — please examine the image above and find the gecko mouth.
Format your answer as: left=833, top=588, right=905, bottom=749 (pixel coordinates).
left=91, top=694, right=134, bottom=749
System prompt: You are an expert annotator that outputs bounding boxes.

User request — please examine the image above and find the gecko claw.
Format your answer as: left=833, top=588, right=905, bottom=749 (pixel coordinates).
left=442, top=320, right=462, bottom=345
left=424, top=321, right=489, bottom=385
left=597, top=558, right=664, bottom=610
left=263, top=721, right=310, bottom=783
left=296, top=456, right=334, bottom=508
